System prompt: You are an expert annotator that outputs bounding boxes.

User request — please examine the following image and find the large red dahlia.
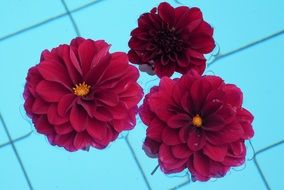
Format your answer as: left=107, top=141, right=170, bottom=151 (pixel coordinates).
left=128, top=2, right=215, bottom=78
left=24, top=37, right=143, bottom=151
left=140, top=72, right=254, bottom=181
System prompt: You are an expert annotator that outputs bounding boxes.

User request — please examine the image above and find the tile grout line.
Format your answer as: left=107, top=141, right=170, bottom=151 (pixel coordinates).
left=0, top=0, right=106, bottom=42
left=58, top=3, right=153, bottom=189
left=125, top=135, right=152, bottom=190
left=1, top=1, right=284, bottom=189
left=0, top=131, right=33, bottom=148
left=61, top=0, right=81, bottom=37
left=253, top=158, right=271, bottom=190
left=208, top=29, right=284, bottom=67
left=0, top=113, right=33, bottom=190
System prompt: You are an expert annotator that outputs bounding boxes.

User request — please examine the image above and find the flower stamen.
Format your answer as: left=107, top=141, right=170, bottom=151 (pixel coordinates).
left=192, top=114, right=202, bottom=128
left=73, top=82, right=91, bottom=97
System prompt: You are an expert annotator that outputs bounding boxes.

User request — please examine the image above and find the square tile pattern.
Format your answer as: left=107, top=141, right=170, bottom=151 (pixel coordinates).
left=0, top=0, right=283, bottom=189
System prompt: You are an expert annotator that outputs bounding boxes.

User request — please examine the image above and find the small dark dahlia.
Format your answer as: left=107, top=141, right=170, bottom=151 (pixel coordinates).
left=24, top=37, right=143, bottom=151
left=140, top=71, right=254, bottom=181
left=128, top=2, right=215, bottom=78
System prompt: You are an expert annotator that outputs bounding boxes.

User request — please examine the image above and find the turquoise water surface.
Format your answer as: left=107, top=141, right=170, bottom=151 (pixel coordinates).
left=0, top=0, right=284, bottom=189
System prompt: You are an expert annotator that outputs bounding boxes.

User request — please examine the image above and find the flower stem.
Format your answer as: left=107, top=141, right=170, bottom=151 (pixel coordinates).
left=151, top=164, right=159, bottom=175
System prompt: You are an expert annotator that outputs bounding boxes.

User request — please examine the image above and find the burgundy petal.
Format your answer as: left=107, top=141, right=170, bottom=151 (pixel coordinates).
left=54, top=123, right=73, bottom=135
left=78, top=40, right=96, bottom=75
left=32, top=98, right=49, bottom=114
left=96, top=91, right=119, bottom=107
left=36, top=80, right=69, bottom=102
left=171, top=144, right=192, bottom=159
left=35, top=115, right=54, bottom=135
left=162, top=127, right=182, bottom=146
left=87, top=118, right=107, bottom=140
left=47, top=104, right=68, bottom=125
left=158, top=2, right=175, bottom=26
left=206, top=122, right=244, bottom=145
left=73, top=132, right=91, bottom=150
left=203, top=114, right=225, bottom=132
left=37, top=61, right=72, bottom=88
left=203, top=143, right=228, bottom=162
left=167, top=114, right=191, bottom=128
left=147, top=118, right=164, bottom=142
left=223, top=84, right=243, bottom=108
left=57, top=94, right=75, bottom=117
left=193, top=152, right=210, bottom=178
left=70, top=106, right=89, bottom=132
left=187, top=128, right=206, bottom=151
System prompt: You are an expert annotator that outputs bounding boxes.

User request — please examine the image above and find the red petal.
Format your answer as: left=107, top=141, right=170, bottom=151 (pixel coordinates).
left=87, top=119, right=107, bottom=140
left=179, top=126, right=189, bottom=143
left=203, top=143, right=228, bottom=162
left=31, top=98, right=49, bottom=114
left=35, top=116, right=54, bottom=135
left=95, top=90, right=119, bottom=107
left=78, top=40, right=96, bottom=75
left=154, top=62, right=175, bottom=78
left=54, top=123, right=73, bottom=135
left=113, top=119, right=133, bottom=133
left=201, top=101, right=222, bottom=117
left=119, top=83, right=143, bottom=109
left=47, top=104, right=68, bottom=125
left=238, top=108, right=254, bottom=123
left=193, top=152, right=210, bottom=178
left=240, top=121, right=254, bottom=139
left=143, top=138, right=160, bottom=158
left=204, top=75, right=224, bottom=89
left=53, top=133, right=76, bottom=151
left=73, top=132, right=91, bottom=150
left=223, top=84, right=243, bottom=108
left=190, top=34, right=215, bottom=53
left=38, top=61, right=72, bottom=88
left=193, top=21, right=214, bottom=36
left=70, top=106, right=89, bottom=132
left=171, top=144, right=192, bottom=159
left=36, top=80, right=69, bottom=102
left=90, top=44, right=110, bottom=70
left=109, top=102, right=128, bottom=119
left=158, top=2, right=175, bottom=26
left=188, top=7, right=203, bottom=24
left=160, top=159, right=187, bottom=174
left=159, top=144, right=178, bottom=164
left=128, top=49, right=141, bottom=63
left=57, top=94, right=75, bottom=117
left=93, top=107, right=113, bottom=121
left=167, top=114, right=191, bottom=128
left=175, top=6, right=191, bottom=29
left=187, top=129, right=206, bottom=151
left=146, top=118, right=165, bottom=142
left=190, top=78, right=211, bottom=113
left=202, top=114, right=225, bottom=132
left=162, top=127, right=182, bottom=145
left=206, top=122, right=244, bottom=145
left=70, top=37, right=85, bottom=48
left=98, top=52, right=129, bottom=83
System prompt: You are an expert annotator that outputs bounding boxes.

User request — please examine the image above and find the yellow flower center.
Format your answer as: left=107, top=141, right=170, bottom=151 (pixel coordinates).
left=192, top=114, right=203, bottom=128
left=73, top=82, right=91, bottom=97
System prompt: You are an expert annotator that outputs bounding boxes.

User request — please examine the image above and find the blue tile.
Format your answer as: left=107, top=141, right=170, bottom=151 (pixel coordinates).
left=63, top=0, right=95, bottom=10
left=0, top=16, right=77, bottom=139
left=0, top=146, right=30, bottom=190
left=0, top=0, right=64, bottom=37
left=17, top=134, right=148, bottom=190
left=255, top=144, right=284, bottom=190
left=209, top=35, right=284, bottom=151
left=179, top=0, right=284, bottom=53
left=0, top=113, right=9, bottom=145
